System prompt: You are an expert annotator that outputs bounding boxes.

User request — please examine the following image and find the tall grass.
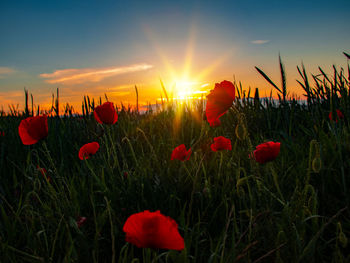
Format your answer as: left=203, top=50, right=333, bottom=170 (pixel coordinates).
left=0, top=54, right=349, bottom=262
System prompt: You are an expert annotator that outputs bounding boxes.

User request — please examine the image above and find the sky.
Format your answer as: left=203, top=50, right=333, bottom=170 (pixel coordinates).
left=1, top=0, right=349, bottom=113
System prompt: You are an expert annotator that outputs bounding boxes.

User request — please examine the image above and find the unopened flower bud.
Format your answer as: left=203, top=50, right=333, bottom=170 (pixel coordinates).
left=235, top=123, right=247, bottom=140
left=339, top=232, right=348, bottom=248
left=312, top=157, right=322, bottom=173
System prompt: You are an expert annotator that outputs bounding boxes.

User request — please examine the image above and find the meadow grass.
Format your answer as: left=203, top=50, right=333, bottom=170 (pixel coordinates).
left=0, top=56, right=350, bottom=262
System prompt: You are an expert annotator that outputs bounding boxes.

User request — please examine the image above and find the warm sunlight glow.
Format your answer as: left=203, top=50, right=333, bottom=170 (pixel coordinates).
left=145, top=24, right=234, bottom=104
left=172, top=78, right=206, bottom=100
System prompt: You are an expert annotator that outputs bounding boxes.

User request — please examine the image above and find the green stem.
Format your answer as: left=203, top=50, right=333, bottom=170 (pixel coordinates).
left=269, top=163, right=285, bottom=203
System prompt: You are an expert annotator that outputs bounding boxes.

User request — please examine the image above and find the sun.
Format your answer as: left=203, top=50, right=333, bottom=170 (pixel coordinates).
left=144, top=23, right=235, bottom=102
left=171, top=77, right=202, bottom=100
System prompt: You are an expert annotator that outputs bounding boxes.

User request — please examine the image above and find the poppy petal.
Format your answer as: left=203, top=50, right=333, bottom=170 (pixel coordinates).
left=210, top=136, right=232, bottom=151
left=205, top=80, right=235, bottom=126
left=94, top=102, right=118, bottom=124
left=171, top=144, right=191, bottom=161
left=18, top=115, right=48, bottom=145
left=123, top=210, right=184, bottom=250
left=79, top=142, right=100, bottom=160
left=253, top=141, right=280, bottom=164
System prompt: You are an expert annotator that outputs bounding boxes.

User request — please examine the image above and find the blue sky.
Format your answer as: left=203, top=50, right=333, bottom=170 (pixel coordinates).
left=1, top=0, right=349, bottom=110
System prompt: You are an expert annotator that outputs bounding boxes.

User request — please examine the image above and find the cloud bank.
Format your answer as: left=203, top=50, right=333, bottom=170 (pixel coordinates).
left=40, top=63, right=153, bottom=84
left=0, top=67, right=16, bottom=78
left=251, top=40, right=270, bottom=45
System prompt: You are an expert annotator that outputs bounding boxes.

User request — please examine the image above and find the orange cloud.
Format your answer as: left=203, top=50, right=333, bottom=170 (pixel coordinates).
left=0, top=67, right=16, bottom=78
left=39, top=63, right=153, bottom=84
left=251, top=40, right=270, bottom=44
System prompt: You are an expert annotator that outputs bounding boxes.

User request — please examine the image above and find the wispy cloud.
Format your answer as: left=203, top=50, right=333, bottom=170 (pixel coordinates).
left=0, top=67, right=16, bottom=78
left=251, top=40, right=270, bottom=45
left=40, top=63, right=154, bottom=84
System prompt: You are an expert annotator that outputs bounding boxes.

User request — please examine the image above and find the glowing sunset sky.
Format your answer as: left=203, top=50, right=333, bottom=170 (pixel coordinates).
left=0, top=0, right=349, bottom=112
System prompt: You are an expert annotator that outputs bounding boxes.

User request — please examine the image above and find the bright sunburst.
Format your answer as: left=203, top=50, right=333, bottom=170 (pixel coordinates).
left=171, top=78, right=207, bottom=100
left=144, top=23, right=235, bottom=102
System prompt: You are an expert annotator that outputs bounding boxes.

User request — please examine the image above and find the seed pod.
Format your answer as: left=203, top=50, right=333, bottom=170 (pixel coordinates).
left=312, top=157, right=322, bottom=173
left=338, top=232, right=348, bottom=248
left=236, top=167, right=247, bottom=181
left=235, top=113, right=248, bottom=140
left=337, top=222, right=348, bottom=248
left=235, top=123, right=247, bottom=140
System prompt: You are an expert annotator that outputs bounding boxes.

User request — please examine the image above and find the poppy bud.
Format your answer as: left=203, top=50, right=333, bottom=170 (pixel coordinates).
left=338, top=232, right=348, bottom=248
left=235, top=123, right=247, bottom=141
left=337, top=222, right=348, bottom=248
left=236, top=167, right=247, bottom=181
left=235, top=113, right=248, bottom=141
left=312, top=157, right=322, bottom=173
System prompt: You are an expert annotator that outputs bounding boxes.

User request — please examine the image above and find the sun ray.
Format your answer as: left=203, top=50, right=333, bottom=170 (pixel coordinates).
left=143, top=26, right=177, bottom=81
left=196, top=47, right=236, bottom=81
left=182, top=23, right=197, bottom=80
left=146, top=21, right=236, bottom=105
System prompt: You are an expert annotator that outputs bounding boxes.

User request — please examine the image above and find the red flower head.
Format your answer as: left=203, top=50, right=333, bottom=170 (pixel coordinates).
left=253, top=141, right=280, bottom=164
left=79, top=142, right=100, bottom=160
left=77, top=216, right=87, bottom=228
left=123, top=210, right=184, bottom=250
left=171, top=144, right=192, bottom=161
left=328, top=109, right=344, bottom=123
left=205, top=80, right=235, bottom=127
left=94, top=102, right=118, bottom=124
left=211, top=136, right=232, bottom=151
left=18, top=115, right=48, bottom=145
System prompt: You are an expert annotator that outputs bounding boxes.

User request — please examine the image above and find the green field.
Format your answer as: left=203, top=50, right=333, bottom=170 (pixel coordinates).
left=0, top=57, right=349, bottom=262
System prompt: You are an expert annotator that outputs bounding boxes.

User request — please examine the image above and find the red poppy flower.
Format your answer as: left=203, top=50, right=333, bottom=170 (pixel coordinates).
left=78, top=142, right=100, bottom=160
left=171, top=144, right=192, bottom=161
left=94, top=102, right=118, bottom=124
left=328, top=109, right=344, bottom=123
left=210, top=136, right=232, bottom=151
left=205, top=80, right=235, bottom=127
left=18, top=115, right=48, bottom=145
left=123, top=210, right=184, bottom=250
left=77, top=216, right=87, bottom=228
left=253, top=141, right=280, bottom=164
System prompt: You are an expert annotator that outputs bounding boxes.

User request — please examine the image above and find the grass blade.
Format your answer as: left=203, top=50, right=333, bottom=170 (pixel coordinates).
left=343, top=51, right=350, bottom=60
left=255, top=66, right=282, bottom=94
left=279, top=54, right=287, bottom=102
